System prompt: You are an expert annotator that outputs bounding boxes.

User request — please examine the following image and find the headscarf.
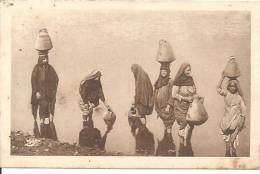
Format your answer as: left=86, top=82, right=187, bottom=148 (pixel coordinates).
left=37, top=55, right=50, bottom=82
left=80, top=70, right=102, bottom=85
left=173, top=63, right=194, bottom=86
left=37, top=55, right=49, bottom=65
left=131, top=64, right=154, bottom=109
left=79, top=70, right=104, bottom=105
left=38, top=50, right=49, bottom=55
left=227, top=79, right=243, bottom=98
left=154, top=64, right=171, bottom=89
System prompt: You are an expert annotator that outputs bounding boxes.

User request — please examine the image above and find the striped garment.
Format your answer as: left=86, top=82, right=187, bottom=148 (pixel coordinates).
left=78, top=98, right=93, bottom=116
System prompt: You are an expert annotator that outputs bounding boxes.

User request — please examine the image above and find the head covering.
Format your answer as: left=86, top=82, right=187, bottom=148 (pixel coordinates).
left=227, top=79, right=243, bottom=98
left=160, top=62, right=171, bottom=70
left=154, top=63, right=171, bottom=89
left=38, top=50, right=49, bottom=55
left=80, top=70, right=102, bottom=85
left=173, top=63, right=194, bottom=86
left=37, top=54, right=49, bottom=64
left=79, top=70, right=104, bottom=106
left=83, top=119, right=94, bottom=128
left=131, top=64, right=154, bottom=111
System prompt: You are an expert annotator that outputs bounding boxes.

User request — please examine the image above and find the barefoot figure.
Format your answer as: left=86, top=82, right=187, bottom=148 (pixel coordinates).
left=31, top=51, right=59, bottom=140
left=170, top=63, right=197, bottom=156
left=217, top=73, right=246, bottom=157
left=154, top=63, right=175, bottom=133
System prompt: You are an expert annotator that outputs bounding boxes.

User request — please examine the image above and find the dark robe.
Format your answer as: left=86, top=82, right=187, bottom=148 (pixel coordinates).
left=31, top=63, right=59, bottom=116
left=131, top=64, right=154, bottom=116
left=79, top=79, right=105, bottom=106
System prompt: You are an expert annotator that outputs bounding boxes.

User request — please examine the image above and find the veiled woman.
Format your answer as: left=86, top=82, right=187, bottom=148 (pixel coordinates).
left=154, top=63, right=175, bottom=132
left=169, top=63, right=197, bottom=156
left=31, top=52, right=59, bottom=140
left=79, top=70, right=110, bottom=125
left=131, top=64, right=154, bottom=124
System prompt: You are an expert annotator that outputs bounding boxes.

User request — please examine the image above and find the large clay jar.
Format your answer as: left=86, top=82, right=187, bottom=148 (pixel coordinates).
left=103, top=109, right=116, bottom=129
left=223, top=57, right=241, bottom=79
left=186, top=96, right=208, bottom=126
left=35, top=28, right=53, bottom=51
left=156, top=39, right=175, bottom=63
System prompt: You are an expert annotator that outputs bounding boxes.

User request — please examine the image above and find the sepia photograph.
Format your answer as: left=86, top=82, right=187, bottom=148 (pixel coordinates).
left=1, top=0, right=260, bottom=169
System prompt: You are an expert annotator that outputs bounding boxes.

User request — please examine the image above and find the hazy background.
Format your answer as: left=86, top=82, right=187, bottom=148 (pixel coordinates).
left=11, top=10, right=250, bottom=156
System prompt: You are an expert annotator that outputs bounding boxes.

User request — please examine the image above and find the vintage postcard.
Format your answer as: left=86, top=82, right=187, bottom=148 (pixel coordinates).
left=1, top=0, right=260, bottom=169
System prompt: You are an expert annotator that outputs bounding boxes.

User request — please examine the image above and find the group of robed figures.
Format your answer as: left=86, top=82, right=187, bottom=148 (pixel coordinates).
left=31, top=29, right=246, bottom=157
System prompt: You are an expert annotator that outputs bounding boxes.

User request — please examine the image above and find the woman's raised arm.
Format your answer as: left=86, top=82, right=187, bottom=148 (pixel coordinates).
left=216, top=72, right=227, bottom=96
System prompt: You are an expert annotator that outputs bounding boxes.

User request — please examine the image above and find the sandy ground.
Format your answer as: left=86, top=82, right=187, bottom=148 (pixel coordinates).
left=10, top=130, right=122, bottom=156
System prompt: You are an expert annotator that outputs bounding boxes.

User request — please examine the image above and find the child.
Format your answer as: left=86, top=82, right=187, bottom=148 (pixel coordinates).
left=217, top=73, right=246, bottom=157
